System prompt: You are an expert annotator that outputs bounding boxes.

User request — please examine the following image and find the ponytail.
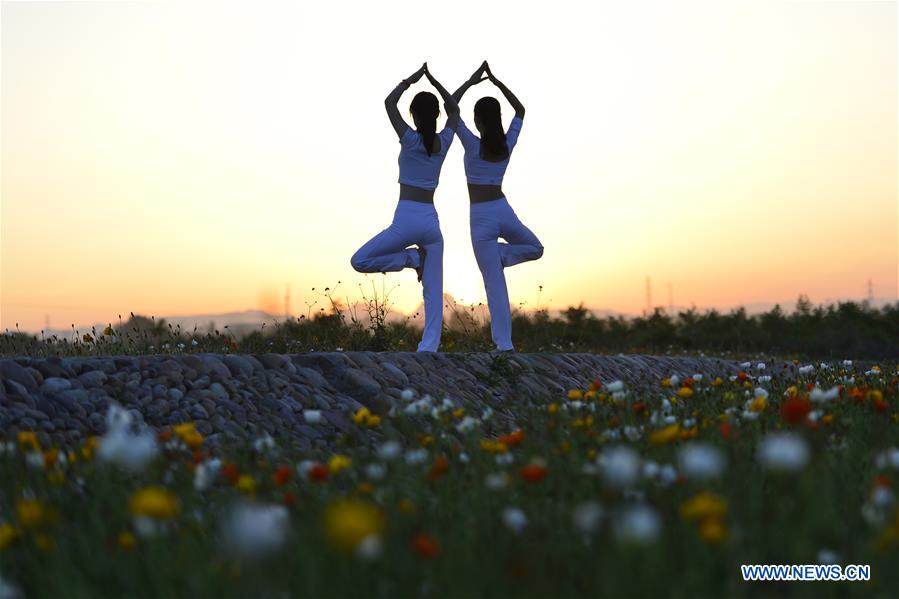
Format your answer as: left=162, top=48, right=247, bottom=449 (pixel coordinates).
left=409, top=92, right=440, bottom=157
left=474, top=96, right=508, bottom=160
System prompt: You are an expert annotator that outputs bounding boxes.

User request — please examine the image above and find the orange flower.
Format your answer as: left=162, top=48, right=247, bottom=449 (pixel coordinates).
left=736, top=371, right=748, bottom=383
left=781, top=396, right=811, bottom=424
left=273, top=464, right=292, bottom=486
left=427, top=456, right=449, bottom=481
left=222, top=463, right=240, bottom=485
left=588, top=379, right=602, bottom=392
left=632, top=402, right=647, bottom=415
left=158, top=429, right=174, bottom=443
left=520, top=461, right=548, bottom=483
left=498, top=430, right=525, bottom=447
left=412, top=534, right=440, bottom=558
left=308, top=463, right=330, bottom=482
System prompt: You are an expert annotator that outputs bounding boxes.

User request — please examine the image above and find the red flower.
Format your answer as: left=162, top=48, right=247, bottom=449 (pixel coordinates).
left=873, top=398, right=888, bottom=413
left=273, top=464, right=292, bottom=486
left=806, top=383, right=815, bottom=391
left=588, top=379, right=602, bottom=392
left=781, top=396, right=811, bottom=424
left=498, top=430, right=525, bottom=446
left=718, top=421, right=732, bottom=440
left=222, top=462, right=240, bottom=485
left=632, top=402, right=647, bottom=415
left=283, top=491, right=298, bottom=508
left=875, top=475, right=891, bottom=489
left=736, top=371, right=748, bottom=383
left=520, top=462, right=548, bottom=483
left=683, top=376, right=695, bottom=387
left=308, top=463, right=329, bottom=482
left=412, top=534, right=440, bottom=558
left=427, top=456, right=449, bottom=481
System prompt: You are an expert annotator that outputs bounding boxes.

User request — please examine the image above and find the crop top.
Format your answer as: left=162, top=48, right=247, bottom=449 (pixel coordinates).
left=397, top=126, right=455, bottom=191
left=455, top=116, right=523, bottom=185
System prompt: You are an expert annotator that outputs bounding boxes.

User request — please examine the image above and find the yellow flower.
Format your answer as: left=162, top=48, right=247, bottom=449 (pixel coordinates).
left=236, top=475, right=257, bottom=496
left=867, top=390, right=884, bottom=403
left=183, top=431, right=205, bottom=450
left=323, top=499, right=384, bottom=552
left=16, top=499, right=48, bottom=529
left=419, top=435, right=434, bottom=448
left=548, top=403, right=559, bottom=414
left=43, top=448, right=59, bottom=468
left=398, top=499, right=416, bottom=515
left=0, top=524, right=21, bottom=550
left=750, top=396, right=767, bottom=412
left=648, top=423, right=681, bottom=445
left=118, top=531, right=136, bottom=550
left=34, top=533, right=53, bottom=553
left=680, top=492, right=727, bottom=523
left=453, top=408, right=466, bottom=419
left=823, top=414, right=834, bottom=425
left=785, top=385, right=799, bottom=397
left=479, top=439, right=508, bottom=454
left=67, top=450, right=78, bottom=464
left=677, top=386, right=694, bottom=399
left=584, top=390, right=598, bottom=401
left=352, top=407, right=372, bottom=426
left=572, top=416, right=594, bottom=429
left=128, top=487, right=179, bottom=520
left=661, top=377, right=671, bottom=388
left=698, top=517, right=728, bottom=544
left=82, top=436, right=99, bottom=461
left=366, top=415, right=381, bottom=428
left=743, top=380, right=753, bottom=389
left=173, top=422, right=196, bottom=439
left=710, top=377, right=723, bottom=387
left=567, top=389, right=583, bottom=400
left=18, top=431, right=40, bottom=452
left=328, top=454, right=352, bottom=474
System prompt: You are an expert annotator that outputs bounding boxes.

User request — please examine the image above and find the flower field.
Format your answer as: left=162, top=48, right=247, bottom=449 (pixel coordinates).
left=1, top=359, right=898, bottom=597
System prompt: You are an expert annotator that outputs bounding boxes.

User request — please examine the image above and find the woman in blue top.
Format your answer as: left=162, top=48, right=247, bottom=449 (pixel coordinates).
left=351, top=63, right=459, bottom=352
left=452, top=61, right=544, bottom=352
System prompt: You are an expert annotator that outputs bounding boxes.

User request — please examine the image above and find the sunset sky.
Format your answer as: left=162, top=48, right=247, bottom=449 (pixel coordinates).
left=2, top=0, right=896, bottom=333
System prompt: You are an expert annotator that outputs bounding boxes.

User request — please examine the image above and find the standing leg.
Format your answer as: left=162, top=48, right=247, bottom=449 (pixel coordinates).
left=471, top=210, right=514, bottom=351
left=417, top=225, right=444, bottom=352
left=498, top=201, right=544, bottom=268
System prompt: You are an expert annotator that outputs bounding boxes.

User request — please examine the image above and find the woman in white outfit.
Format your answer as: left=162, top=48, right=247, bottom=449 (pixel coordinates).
left=351, top=63, right=459, bottom=352
left=452, top=62, right=544, bottom=352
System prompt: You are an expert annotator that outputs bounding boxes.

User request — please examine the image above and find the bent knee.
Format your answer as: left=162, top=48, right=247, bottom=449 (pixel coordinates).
left=350, top=252, right=367, bottom=272
left=533, top=244, right=545, bottom=259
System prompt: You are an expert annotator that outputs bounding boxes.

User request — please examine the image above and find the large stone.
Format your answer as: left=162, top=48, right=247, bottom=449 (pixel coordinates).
left=40, top=377, right=72, bottom=395
left=0, top=359, right=38, bottom=391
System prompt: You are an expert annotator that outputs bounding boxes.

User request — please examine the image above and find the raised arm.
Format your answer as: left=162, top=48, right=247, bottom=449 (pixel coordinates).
left=451, top=61, right=489, bottom=105
left=385, top=63, right=426, bottom=139
left=485, top=62, right=525, bottom=118
left=423, top=63, right=460, bottom=131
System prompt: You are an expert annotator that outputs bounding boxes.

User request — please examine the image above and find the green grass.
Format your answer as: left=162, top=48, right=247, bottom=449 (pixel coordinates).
left=1, top=361, right=898, bottom=597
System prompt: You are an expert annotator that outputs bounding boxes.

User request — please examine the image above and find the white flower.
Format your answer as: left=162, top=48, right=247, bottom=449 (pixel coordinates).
left=97, top=403, right=159, bottom=472
left=605, top=380, right=624, bottom=393
left=757, top=432, right=810, bottom=472
left=441, top=397, right=455, bottom=411
left=642, top=461, right=660, bottom=479
left=253, top=433, right=276, bottom=454
left=819, top=362, right=829, bottom=370
left=25, top=450, right=45, bottom=469
left=221, top=502, right=289, bottom=558
left=495, top=453, right=514, bottom=466
left=875, top=448, right=899, bottom=470
left=303, top=410, right=322, bottom=424
left=377, top=441, right=402, bottom=461
left=404, top=448, right=428, bottom=466
left=194, top=458, right=222, bottom=491
left=456, top=417, right=480, bottom=433
left=871, top=486, right=894, bottom=509
left=669, top=374, right=681, bottom=387
left=191, top=339, right=198, bottom=346
left=400, top=388, right=415, bottom=402
left=692, top=374, right=703, bottom=382
left=572, top=501, right=603, bottom=535
left=682, top=418, right=696, bottom=429
left=798, top=364, right=815, bottom=375
left=0, top=575, right=24, bottom=599
left=502, top=508, right=527, bottom=534
left=757, top=375, right=771, bottom=384
left=756, top=362, right=766, bottom=371
left=623, top=426, right=642, bottom=442
left=741, top=410, right=760, bottom=421
left=485, top=472, right=509, bottom=490
left=365, top=463, right=386, bottom=481
left=481, top=407, right=494, bottom=421
left=754, top=388, right=769, bottom=400
left=598, top=446, right=640, bottom=489
left=740, top=362, right=751, bottom=369
left=614, top=505, right=661, bottom=544
left=658, top=464, right=678, bottom=485
left=296, top=460, right=317, bottom=481
left=810, top=386, right=840, bottom=403
left=356, top=534, right=383, bottom=561
left=678, top=443, right=726, bottom=480
left=842, top=360, right=853, bottom=367
left=0, top=441, right=15, bottom=455
left=458, top=452, right=470, bottom=464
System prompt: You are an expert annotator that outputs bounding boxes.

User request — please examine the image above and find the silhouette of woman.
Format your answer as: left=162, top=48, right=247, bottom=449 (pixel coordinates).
left=351, top=63, right=459, bottom=352
left=452, top=61, right=543, bottom=352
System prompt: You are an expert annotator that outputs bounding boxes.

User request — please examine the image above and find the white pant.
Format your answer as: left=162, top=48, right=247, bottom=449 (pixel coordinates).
left=470, top=197, right=544, bottom=351
left=351, top=200, right=444, bottom=352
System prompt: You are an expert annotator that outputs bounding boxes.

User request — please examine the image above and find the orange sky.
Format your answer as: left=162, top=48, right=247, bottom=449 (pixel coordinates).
left=1, top=0, right=896, bottom=333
